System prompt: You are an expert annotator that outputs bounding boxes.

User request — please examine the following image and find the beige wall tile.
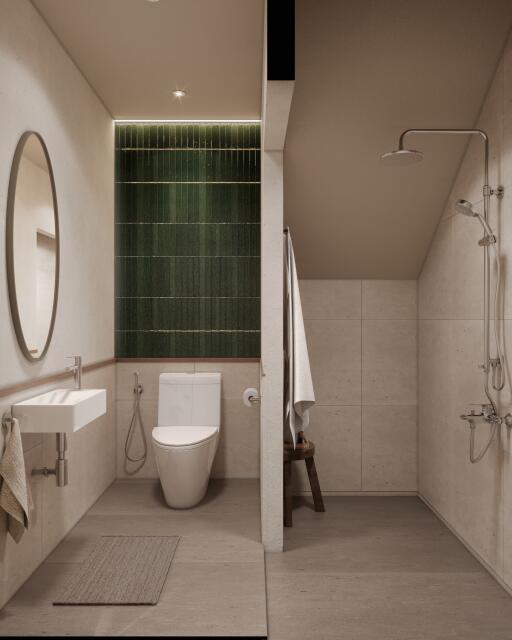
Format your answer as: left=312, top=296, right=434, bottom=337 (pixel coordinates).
left=195, top=362, right=260, bottom=400
left=212, top=399, right=260, bottom=479
left=300, top=280, right=361, bottom=319
left=362, top=280, right=417, bottom=319
left=497, top=320, right=512, bottom=419
left=451, top=213, right=485, bottom=320
left=449, top=418, right=503, bottom=573
left=300, top=280, right=418, bottom=494
left=418, top=320, right=456, bottom=519
left=499, top=194, right=512, bottom=320
left=362, top=405, right=417, bottom=491
left=362, top=319, right=417, bottom=405
left=293, top=405, right=362, bottom=492
left=305, top=319, right=361, bottom=405
left=451, top=320, right=485, bottom=415
left=502, top=451, right=512, bottom=585
left=116, top=365, right=261, bottom=480
left=116, top=399, right=158, bottom=479
left=419, top=317, right=502, bottom=572
left=116, top=362, right=195, bottom=401
left=417, top=45, right=512, bottom=591
left=418, top=218, right=454, bottom=319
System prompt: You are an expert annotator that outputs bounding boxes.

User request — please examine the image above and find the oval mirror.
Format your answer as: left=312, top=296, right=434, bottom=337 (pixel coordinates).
left=6, top=132, right=59, bottom=361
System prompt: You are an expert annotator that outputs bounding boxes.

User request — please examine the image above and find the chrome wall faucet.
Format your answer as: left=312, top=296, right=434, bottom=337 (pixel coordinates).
left=66, top=355, right=82, bottom=389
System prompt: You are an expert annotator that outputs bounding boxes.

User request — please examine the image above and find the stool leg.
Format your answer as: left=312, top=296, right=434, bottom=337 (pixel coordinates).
left=284, top=460, right=293, bottom=527
left=305, top=457, right=325, bottom=512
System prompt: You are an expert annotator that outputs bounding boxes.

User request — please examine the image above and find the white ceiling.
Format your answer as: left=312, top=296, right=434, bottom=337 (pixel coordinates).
left=32, top=0, right=264, bottom=120
left=285, top=0, right=512, bottom=279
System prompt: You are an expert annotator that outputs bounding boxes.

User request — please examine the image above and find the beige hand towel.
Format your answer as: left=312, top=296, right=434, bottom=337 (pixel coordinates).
left=0, top=418, right=30, bottom=543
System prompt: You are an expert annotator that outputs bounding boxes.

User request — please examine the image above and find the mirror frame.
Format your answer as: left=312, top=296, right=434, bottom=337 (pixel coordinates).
left=6, top=131, right=60, bottom=362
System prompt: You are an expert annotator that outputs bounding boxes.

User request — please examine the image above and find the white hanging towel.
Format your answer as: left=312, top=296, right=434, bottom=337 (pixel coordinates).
left=284, top=229, right=315, bottom=447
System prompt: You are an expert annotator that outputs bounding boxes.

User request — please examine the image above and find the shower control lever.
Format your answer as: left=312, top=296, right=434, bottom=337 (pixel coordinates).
left=460, top=404, right=500, bottom=425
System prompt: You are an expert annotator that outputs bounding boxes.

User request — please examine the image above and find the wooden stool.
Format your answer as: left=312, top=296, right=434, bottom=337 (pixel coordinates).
left=283, top=439, right=325, bottom=527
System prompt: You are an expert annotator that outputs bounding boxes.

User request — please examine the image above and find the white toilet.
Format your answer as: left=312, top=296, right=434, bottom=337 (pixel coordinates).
left=152, top=372, right=221, bottom=509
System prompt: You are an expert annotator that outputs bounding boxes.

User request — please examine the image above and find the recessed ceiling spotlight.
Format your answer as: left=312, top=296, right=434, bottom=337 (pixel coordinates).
left=172, top=89, right=187, bottom=99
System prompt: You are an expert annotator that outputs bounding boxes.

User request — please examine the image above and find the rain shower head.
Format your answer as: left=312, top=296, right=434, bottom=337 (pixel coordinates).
left=454, top=199, right=478, bottom=217
left=380, top=148, right=424, bottom=166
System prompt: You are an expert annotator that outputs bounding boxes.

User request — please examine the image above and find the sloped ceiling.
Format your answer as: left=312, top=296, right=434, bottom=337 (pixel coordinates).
left=31, top=0, right=264, bottom=120
left=285, top=0, right=512, bottom=279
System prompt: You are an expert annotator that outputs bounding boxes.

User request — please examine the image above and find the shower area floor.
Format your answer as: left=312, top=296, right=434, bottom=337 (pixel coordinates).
left=267, top=496, right=512, bottom=640
left=0, top=479, right=267, bottom=637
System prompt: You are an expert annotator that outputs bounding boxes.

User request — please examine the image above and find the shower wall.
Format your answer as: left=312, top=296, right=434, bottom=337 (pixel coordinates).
left=295, top=279, right=417, bottom=494
left=418, top=32, right=512, bottom=590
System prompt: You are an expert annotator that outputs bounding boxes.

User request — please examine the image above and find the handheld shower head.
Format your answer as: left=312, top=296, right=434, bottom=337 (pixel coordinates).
left=455, top=199, right=496, bottom=240
left=454, top=199, right=478, bottom=217
left=380, top=148, right=424, bottom=166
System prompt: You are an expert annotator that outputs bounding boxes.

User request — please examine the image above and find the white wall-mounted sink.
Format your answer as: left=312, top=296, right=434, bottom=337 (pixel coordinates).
left=13, top=388, right=107, bottom=434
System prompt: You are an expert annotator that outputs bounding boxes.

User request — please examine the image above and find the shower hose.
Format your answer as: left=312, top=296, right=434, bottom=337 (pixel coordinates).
left=124, top=371, right=147, bottom=474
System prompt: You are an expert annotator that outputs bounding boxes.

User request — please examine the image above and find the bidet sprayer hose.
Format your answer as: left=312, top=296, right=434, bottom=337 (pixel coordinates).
left=124, top=371, right=148, bottom=474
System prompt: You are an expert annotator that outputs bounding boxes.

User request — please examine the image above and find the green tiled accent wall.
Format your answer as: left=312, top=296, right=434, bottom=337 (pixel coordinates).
left=115, top=123, right=261, bottom=357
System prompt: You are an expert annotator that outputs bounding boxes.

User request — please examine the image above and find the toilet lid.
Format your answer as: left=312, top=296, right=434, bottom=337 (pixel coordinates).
left=152, top=426, right=218, bottom=447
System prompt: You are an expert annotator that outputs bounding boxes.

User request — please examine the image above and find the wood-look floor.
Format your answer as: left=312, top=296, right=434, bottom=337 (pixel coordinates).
left=266, top=495, right=512, bottom=640
left=0, top=479, right=267, bottom=637
left=3, top=485, right=512, bottom=638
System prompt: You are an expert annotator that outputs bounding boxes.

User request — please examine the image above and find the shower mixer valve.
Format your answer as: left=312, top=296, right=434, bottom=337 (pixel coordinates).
left=461, top=404, right=500, bottom=425
left=460, top=404, right=512, bottom=429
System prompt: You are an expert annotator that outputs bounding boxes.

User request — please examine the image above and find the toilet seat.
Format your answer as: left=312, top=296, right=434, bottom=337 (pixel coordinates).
left=152, top=425, right=218, bottom=448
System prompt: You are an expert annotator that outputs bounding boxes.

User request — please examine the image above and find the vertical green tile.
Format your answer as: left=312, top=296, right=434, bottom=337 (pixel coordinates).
left=115, top=123, right=260, bottom=357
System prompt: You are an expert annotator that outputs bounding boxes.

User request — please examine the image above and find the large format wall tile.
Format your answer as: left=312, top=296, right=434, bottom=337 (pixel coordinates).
left=299, top=279, right=418, bottom=493
left=305, top=318, right=362, bottom=405
left=300, top=280, right=361, bottom=319
left=362, top=280, right=416, bottom=319
left=418, top=320, right=456, bottom=519
left=418, top=218, right=454, bottom=319
left=362, top=319, right=417, bottom=405
left=115, top=123, right=261, bottom=358
left=195, top=361, right=260, bottom=400
left=212, top=399, right=260, bottom=479
left=117, top=399, right=159, bottom=479
left=292, top=405, right=362, bottom=492
left=451, top=213, right=485, bottom=320
left=116, top=361, right=195, bottom=401
left=362, top=405, right=417, bottom=491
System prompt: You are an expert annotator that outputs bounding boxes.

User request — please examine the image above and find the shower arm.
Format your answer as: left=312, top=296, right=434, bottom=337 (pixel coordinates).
left=398, top=129, right=490, bottom=213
